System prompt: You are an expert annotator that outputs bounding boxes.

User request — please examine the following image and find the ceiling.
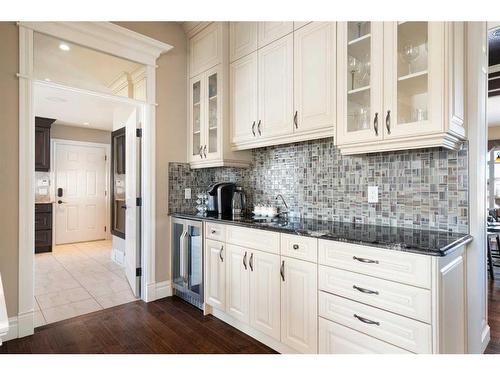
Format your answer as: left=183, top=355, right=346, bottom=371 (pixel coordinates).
left=34, top=32, right=144, bottom=95
left=34, top=83, right=136, bottom=131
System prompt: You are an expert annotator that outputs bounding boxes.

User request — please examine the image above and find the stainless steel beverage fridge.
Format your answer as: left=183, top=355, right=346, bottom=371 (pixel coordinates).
left=171, top=218, right=203, bottom=309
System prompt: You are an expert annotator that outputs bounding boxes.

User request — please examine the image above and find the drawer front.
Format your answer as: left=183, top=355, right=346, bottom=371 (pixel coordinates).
left=206, top=222, right=226, bottom=242
left=280, top=234, right=318, bottom=262
left=318, top=240, right=431, bottom=289
left=35, top=212, right=52, bottom=230
left=35, top=229, right=52, bottom=247
left=319, top=318, right=410, bottom=354
left=35, top=203, right=52, bottom=213
left=319, top=266, right=431, bottom=323
left=226, top=225, right=280, bottom=255
left=319, top=292, right=431, bottom=353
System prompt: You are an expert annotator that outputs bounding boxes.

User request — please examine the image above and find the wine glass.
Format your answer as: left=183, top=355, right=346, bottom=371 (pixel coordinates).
left=359, top=54, right=371, bottom=87
left=401, top=43, right=420, bottom=75
left=348, top=56, right=360, bottom=90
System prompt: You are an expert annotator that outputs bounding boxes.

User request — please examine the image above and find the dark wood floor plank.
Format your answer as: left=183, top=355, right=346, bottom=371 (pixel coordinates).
left=0, top=296, right=276, bottom=354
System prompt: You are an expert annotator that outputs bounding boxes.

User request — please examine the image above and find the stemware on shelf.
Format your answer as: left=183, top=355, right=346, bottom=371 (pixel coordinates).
left=401, top=43, right=420, bottom=75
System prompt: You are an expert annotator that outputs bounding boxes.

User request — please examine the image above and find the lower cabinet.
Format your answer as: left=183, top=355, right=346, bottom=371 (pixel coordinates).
left=226, top=244, right=250, bottom=323
left=280, top=256, right=318, bottom=354
left=205, top=239, right=226, bottom=310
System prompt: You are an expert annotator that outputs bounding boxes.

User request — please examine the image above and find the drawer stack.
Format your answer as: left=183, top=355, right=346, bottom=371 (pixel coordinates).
left=318, top=240, right=432, bottom=354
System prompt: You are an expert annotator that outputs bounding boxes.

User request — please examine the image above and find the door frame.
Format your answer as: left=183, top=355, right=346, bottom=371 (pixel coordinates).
left=18, top=22, right=173, bottom=338
left=51, top=138, right=111, bottom=245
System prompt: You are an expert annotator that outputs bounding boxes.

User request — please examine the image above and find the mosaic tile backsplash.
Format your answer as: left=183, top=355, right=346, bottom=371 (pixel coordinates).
left=168, top=138, right=469, bottom=233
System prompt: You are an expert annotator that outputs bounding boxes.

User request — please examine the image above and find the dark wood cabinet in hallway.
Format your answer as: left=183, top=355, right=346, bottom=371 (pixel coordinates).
left=0, top=297, right=276, bottom=354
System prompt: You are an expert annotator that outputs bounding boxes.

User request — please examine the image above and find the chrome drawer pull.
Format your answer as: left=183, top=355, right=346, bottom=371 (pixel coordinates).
left=280, top=260, right=285, bottom=281
left=353, top=256, right=379, bottom=264
left=243, top=251, right=248, bottom=270
left=249, top=253, right=254, bottom=271
left=353, top=314, right=380, bottom=326
left=353, top=285, right=379, bottom=295
left=219, top=245, right=224, bottom=262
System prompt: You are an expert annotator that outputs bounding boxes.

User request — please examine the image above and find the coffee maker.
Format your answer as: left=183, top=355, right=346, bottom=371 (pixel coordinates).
left=207, top=182, right=236, bottom=216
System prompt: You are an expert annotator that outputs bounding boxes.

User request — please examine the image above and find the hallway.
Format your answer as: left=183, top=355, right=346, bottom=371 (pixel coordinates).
left=34, top=240, right=136, bottom=326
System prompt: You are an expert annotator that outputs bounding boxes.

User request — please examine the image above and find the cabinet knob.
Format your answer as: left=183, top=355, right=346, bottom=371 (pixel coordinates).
left=211, top=229, right=216, bottom=234
left=293, top=244, right=299, bottom=250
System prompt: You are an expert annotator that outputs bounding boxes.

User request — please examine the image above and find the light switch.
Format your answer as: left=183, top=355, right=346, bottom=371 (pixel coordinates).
left=184, top=188, right=191, bottom=200
left=368, top=186, right=379, bottom=203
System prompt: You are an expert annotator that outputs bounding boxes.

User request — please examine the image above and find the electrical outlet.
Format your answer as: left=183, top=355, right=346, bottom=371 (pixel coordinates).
left=368, top=186, right=379, bottom=203
left=184, top=188, right=191, bottom=200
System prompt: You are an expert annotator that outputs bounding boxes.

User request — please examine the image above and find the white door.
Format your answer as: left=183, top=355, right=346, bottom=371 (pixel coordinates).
left=280, top=256, right=318, bottom=353
left=205, top=239, right=226, bottom=310
left=336, top=22, right=384, bottom=145
left=258, top=34, right=294, bottom=139
left=225, top=244, right=250, bottom=323
left=55, top=142, right=107, bottom=244
left=229, top=22, right=258, bottom=62
left=294, top=22, right=336, bottom=134
left=230, top=51, right=258, bottom=145
left=249, top=250, right=281, bottom=341
left=124, top=108, right=141, bottom=296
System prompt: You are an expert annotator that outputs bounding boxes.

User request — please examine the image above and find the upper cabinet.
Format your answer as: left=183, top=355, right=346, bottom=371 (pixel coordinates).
left=336, top=22, right=466, bottom=154
left=35, top=117, right=56, bottom=172
left=230, top=22, right=336, bottom=151
left=229, top=22, right=258, bottom=62
left=187, top=22, right=252, bottom=168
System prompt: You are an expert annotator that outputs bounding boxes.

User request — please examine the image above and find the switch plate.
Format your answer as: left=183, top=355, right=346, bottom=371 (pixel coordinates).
left=368, top=186, right=379, bottom=203
left=184, top=188, right=191, bottom=200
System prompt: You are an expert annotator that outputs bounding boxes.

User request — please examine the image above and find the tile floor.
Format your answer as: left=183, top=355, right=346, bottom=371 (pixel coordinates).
left=34, top=240, right=137, bottom=327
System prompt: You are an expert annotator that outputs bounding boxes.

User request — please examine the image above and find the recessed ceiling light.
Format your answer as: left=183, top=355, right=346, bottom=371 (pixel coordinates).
left=83, top=122, right=90, bottom=126
left=59, top=43, right=70, bottom=51
left=44, top=78, right=51, bottom=82
left=46, top=96, right=67, bottom=103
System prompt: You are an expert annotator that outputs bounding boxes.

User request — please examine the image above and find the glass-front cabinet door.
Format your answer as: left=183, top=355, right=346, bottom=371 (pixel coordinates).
left=204, top=66, right=221, bottom=160
left=190, top=74, right=204, bottom=162
left=337, top=22, right=384, bottom=145
left=383, top=22, right=443, bottom=139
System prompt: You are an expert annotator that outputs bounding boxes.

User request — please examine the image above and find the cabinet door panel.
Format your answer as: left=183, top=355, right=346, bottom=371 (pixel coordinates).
left=189, top=74, right=205, bottom=163
left=249, top=250, right=281, bottom=340
left=35, top=125, right=51, bottom=171
left=205, top=239, right=226, bottom=310
left=226, top=244, right=250, bottom=323
left=383, top=22, right=443, bottom=139
left=336, top=22, right=384, bottom=146
left=230, top=52, right=258, bottom=145
left=230, top=22, right=258, bottom=62
left=294, top=22, right=336, bottom=134
left=190, top=23, right=222, bottom=77
left=204, top=66, right=222, bottom=160
left=258, top=22, right=293, bottom=48
left=281, top=256, right=317, bottom=353
left=258, top=35, right=294, bottom=139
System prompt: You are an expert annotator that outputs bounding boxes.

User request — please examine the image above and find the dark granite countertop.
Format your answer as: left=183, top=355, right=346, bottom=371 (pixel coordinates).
left=170, top=212, right=472, bottom=257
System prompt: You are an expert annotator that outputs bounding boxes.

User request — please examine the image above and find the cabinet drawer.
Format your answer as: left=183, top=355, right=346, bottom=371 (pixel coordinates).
left=205, top=222, right=226, bottom=242
left=319, top=266, right=431, bottom=323
left=35, top=212, right=52, bottom=231
left=35, top=203, right=52, bottom=213
left=319, top=318, right=410, bottom=354
left=280, top=234, right=317, bottom=262
left=318, top=240, right=431, bottom=289
left=226, top=225, right=279, bottom=254
left=319, top=292, right=431, bottom=353
left=35, top=229, right=52, bottom=247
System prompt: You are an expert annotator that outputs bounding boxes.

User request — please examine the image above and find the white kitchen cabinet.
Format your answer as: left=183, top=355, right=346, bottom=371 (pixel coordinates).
left=294, top=21, right=311, bottom=30
left=293, top=22, right=336, bottom=135
left=229, top=52, right=258, bottom=145
left=249, top=250, right=281, bottom=341
left=187, top=22, right=251, bottom=168
left=280, top=256, right=318, bottom=354
left=258, top=22, right=293, bottom=48
left=226, top=244, right=250, bottom=323
left=205, top=239, right=226, bottom=310
left=189, top=23, right=222, bottom=78
left=229, top=22, right=258, bottom=62
left=337, top=21, right=466, bottom=154
left=258, top=34, right=294, bottom=140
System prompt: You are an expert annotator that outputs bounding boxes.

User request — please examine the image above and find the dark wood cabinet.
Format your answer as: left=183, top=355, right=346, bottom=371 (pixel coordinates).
left=35, top=203, right=52, bottom=253
left=35, top=117, right=56, bottom=172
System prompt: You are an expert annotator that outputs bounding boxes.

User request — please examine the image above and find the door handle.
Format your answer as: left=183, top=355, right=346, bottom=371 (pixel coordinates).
left=353, top=285, right=379, bottom=295
left=353, top=314, right=380, bottom=326
left=252, top=121, right=256, bottom=136
left=243, top=251, right=247, bottom=270
left=257, top=120, right=262, bottom=135
left=121, top=204, right=127, bottom=209
left=385, top=110, right=391, bottom=135
left=203, top=145, right=207, bottom=158
left=353, top=256, right=379, bottom=264
left=179, top=230, right=187, bottom=285
left=280, top=260, right=285, bottom=281
left=293, top=111, right=298, bottom=129
left=198, top=146, right=203, bottom=159
left=57, top=200, right=67, bottom=204
left=374, top=112, right=379, bottom=136
left=219, top=245, right=224, bottom=262
left=249, top=252, right=254, bottom=271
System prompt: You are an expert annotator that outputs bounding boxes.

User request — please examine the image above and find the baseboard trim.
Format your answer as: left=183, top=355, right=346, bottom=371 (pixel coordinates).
left=1, top=316, right=19, bottom=344
left=155, top=281, right=172, bottom=300
left=481, top=324, right=491, bottom=353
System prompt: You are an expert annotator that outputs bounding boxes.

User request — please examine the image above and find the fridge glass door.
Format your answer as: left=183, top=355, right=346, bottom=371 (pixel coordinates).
left=172, top=220, right=186, bottom=289
left=187, top=222, right=203, bottom=298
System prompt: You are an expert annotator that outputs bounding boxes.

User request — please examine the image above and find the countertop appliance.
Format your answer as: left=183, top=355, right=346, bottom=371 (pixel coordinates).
left=232, top=186, right=246, bottom=216
left=207, top=182, right=236, bottom=216
left=171, top=217, right=203, bottom=309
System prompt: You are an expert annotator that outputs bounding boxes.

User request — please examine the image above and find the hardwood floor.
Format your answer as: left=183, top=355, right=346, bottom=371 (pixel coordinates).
left=0, top=296, right=276, bottom=354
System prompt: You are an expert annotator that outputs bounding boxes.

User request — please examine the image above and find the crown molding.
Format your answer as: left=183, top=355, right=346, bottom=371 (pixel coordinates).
left=19, top=22, right=173, bottom=66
